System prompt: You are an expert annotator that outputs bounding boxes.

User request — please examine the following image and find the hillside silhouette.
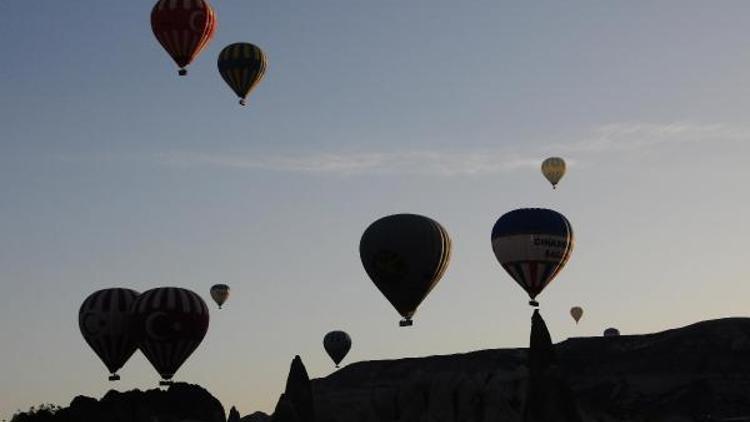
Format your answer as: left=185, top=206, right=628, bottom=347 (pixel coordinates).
left=11, top=317, right=750, bottom=421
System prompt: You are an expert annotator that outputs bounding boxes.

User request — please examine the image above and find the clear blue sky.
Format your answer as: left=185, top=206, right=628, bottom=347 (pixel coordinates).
left=1, top=0, right=749, bottom=418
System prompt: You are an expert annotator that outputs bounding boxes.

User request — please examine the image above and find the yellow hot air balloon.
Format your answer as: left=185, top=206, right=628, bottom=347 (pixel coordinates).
left=570, top=306, right=583, bottom=324
left=541, top=157, right=566, bottom=189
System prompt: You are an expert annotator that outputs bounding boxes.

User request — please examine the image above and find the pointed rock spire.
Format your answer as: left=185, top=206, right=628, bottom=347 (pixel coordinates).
left=228, top=405, right=241, bottom=422
left=271, top=393, right=300, bottom=422
left=284, top=356, right=315, bottom=422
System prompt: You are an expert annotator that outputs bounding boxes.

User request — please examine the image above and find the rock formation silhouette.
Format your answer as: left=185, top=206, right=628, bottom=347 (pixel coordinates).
left=240, top=411, right=271, bottom=422
left=522, top=309, right=583, bottom=422
left=308, top=318, right=750, bottom=421
left=14, top=318, right=750, bottom=421
left=10, top=383, right=225, bottom=422
left=228, top=406, right=241, bottom=422
left=270, top=355, right=315, bottom=422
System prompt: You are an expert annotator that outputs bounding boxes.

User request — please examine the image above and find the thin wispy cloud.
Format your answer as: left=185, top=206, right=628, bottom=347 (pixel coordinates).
left=56, top=122, right=748, bottom=176
left=562, top=122, right=750, bottom=153
left=157, top=122, right=747, bottom=175
left=157, top=150, right=541, bottom=176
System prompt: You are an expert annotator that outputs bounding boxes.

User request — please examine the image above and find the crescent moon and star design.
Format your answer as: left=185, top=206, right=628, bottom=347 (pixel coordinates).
left=81, top=312, right=106, bottom=337
left=145, top=311, right=187, bottom=341
left=188, top=11, right=206, bottom=32
left=145, top=311, right=172, bottom=341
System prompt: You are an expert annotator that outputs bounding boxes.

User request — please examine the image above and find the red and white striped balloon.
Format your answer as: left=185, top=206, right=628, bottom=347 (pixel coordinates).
left=133, top=287, right=210, bottom=384
left=151, top=0, right=217, bottom=76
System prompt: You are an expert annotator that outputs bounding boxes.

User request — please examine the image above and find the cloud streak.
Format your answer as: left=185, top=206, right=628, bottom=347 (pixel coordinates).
left=157, top=122, right=748, bottom=175
left=57, top=122, right=746, bottom=176
left=157, top=150, right=541, bottom=176
left=562, top=122, right=750, bottom=153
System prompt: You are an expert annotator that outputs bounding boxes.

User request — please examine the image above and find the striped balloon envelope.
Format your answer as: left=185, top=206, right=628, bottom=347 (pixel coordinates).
left=133, top=287, right=209, bottom=385
left=491, top=208, right=574, bottom=306
left=217, top=43, right=268, bottom=106
left=151, top=0, right=217, bottom=76
left=78, top=288, right=140, bottom=381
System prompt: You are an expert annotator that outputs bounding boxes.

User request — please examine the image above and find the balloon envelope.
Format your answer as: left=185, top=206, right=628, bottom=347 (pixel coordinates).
left=217, top=43, right=268, bottom=105
left=133, top=287, right=210, bottom=384
left=151, top=0, right=217, bottom=75
left=604, top=327, right=620, bottom=337
left=323, top=331, right=352, bottom=367
left=210, top=284, right=230, bottom=309
left=491, top=208, right=574, bottom=304
left=570, top=306, right=583, bottom=324
left=79, top=288, right=140, bottom=380
left=360, top=214, right=451, bottom=326
left=541, top=157, right=566, bottom=188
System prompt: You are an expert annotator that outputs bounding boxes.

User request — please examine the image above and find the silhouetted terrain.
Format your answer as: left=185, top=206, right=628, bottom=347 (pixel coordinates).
left=9, top=383, right=225, bottom=422
left=312, top=318, right=750, bottom=421
left=12, top=318, right=750, bottom=421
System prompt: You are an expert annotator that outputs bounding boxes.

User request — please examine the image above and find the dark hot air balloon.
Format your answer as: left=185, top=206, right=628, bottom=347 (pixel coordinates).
left=78, top=288, right=140, bottom=381
left=151, top=0, right=217, bottom=76
left=210, top=284, right=230, bottom=309
left=133, top=287, right=209, bottom=385
left=217, top=43, right=267, bottom=106
left=491, top=208, right=574, bottom=307
left=323, top=331, right=351, bottom=368
left=360, top=214, right=451, bottom=326
left=570, top=306, right=583, bottom=324
left=604, top=327, right=620, bottom=337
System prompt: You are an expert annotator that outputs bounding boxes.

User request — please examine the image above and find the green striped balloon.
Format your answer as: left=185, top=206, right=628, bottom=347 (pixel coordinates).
left=217, top=42, right=267, bottom=106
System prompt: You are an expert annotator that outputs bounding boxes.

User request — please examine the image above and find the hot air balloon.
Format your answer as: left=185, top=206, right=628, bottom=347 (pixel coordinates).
left=570, top=306, right=583, bottom=324
left=151, top=0, right=217, bottom=76
left=133, top=287, right=209, bottom=385
left=491, top=208, right=574, bottom=307
left=603, top=327, right=620, bottom=337
left=217, top=43, right=267, bottom=106
left=79, top=288, right=140, bottom=381
left=541, top=157, right=566, bottom=189
left=210, top=284, right=230, bottom=309
left=360, top=214, right=451, bottom=327
left=323, top=331, right=352, bottom=368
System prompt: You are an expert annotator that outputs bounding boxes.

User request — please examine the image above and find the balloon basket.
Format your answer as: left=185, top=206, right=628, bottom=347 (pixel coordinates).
left=399, top=319, right=413, bottom=327
left=528, top=300, right=539, bottom=307
left=178, top=69, right=187, bottom=76
left=159, top=380, right=173, bottom=387
left=108, top=374, right=120, bottom=381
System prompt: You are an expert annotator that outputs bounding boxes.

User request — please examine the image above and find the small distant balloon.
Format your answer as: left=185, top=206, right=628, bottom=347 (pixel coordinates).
left=604, top=327, right=620, bottom=337
left=491, top=208, right=574, bottom=307
left=360, top=214, right=452, bottom=327
left=570, top=306, right=583, bottom=324
left=210, top=284, right=230, bottom=309
left=541, top=157, right=566, bottom=189
left=217, top=43, right=268, bottom=106
left=151, top=0, right=217, bottom=76
left=133, top=287, right=210, bottom=385
left=323, top=331, right=352, bottom=368
left=79, top=288, right=140, bottom=381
